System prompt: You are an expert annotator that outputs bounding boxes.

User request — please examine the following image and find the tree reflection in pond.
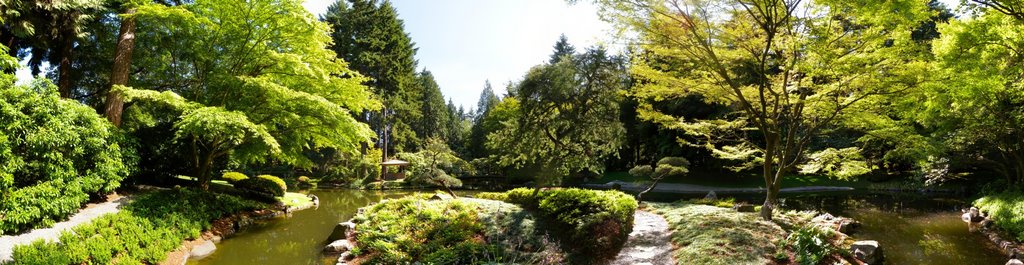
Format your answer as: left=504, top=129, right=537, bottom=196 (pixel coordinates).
left=188, top=189, right=420, bottom=265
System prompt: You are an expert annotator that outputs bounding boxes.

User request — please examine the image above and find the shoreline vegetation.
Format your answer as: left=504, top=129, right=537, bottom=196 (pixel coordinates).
left=331, top=188, right=637, bottom=264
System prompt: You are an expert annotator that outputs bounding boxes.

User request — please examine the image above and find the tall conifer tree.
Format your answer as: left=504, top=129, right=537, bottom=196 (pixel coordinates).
left=323, top=0, right=421, bottom=154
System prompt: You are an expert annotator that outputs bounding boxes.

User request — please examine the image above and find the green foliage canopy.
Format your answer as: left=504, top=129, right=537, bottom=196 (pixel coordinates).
left=592, top=0, right=931, bottom=219
left=117, top=0, right=379, bottom=185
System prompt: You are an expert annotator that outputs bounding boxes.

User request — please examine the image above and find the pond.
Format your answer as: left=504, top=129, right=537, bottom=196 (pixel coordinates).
left=649, top=191, right=1007, bottom=265
left=191, top=189, right=1006, bottom=265
left=187, top=189, right=419, bottom=265
left=781, top=192, right=1007, bottom=265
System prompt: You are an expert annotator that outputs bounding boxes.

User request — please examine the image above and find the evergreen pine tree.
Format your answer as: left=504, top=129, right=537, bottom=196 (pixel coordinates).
left=549, top=34, right=575, bottom=64
left=323, top=0, right=421, bottom=153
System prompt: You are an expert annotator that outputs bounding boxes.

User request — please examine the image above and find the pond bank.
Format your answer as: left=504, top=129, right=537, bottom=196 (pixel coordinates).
left=164, top=193, right=315, bottom=265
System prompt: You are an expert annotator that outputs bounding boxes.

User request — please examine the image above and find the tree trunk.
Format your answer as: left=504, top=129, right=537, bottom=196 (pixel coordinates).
left=760, top=187, right=777, bottom=220
left=637, top=177, right=662, bottom=202
left=57, top=25, right=75, bottom=98
left=104, top=9, right=137, bottom=127
left=196, top=153, right=215, bottom=190
left=443, top=185, right=457, bottom=198
left=760, top=139, right=777, bottom=220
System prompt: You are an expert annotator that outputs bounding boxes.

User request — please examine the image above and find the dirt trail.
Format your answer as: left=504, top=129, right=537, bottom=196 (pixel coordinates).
left=611, top=210, right=674, bottom=265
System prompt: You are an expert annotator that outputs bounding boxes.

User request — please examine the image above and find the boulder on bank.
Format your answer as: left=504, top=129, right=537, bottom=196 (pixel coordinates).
left=430, top=192, right=453, bottom=200
left=704, top=191, right=717, bottom=200
left=328, top=221, right=356, bottom=241
left=1007, top=259, right=1023, bottom=265
left=732, top=204, right=756, bottom=212
left=190, top=240, right=217, bottom=260
left=812, top=213, right=860, bottom=234
left=324, top=239, right=352, bottom=253
left=851, top=240, right=883, bottom=264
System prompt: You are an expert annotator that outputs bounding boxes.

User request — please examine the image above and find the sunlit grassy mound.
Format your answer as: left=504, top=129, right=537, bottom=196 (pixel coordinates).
left=477, top=188, right=638, bottom=262
left=975, top=191, right=1024, bottom=241
left=349, top=194, right=560, bottom=264
left=647, top=202, right=787, bottom=265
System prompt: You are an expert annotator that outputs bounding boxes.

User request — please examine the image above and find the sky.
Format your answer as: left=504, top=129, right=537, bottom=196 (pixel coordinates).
left=303, top=0, right=616, bottom=110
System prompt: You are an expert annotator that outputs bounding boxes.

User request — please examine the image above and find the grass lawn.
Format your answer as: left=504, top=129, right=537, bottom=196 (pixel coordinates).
left=590, top=170, right=872, bottom=189
left=278, top=192, right=313, bottom=208
left=646, top=202, right=787, bottom=264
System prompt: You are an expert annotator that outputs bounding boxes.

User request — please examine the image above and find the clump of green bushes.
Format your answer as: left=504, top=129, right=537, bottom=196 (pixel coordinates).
left=477, top=188, right=637, bottom=261
left=256, top=175, right=287, bottom=192
left=221, top=171, right=249, bottom=183
left=235, top=176, right=285, bottom=197
left=350, top=194, right=556, bottom=264
left=0, top=83, right=135, bottom=234
left=781, top=225, right=839, bottom=265
left=11, top=188, right=268, bottom=264
left=975, top=191, right=1024, bottom=240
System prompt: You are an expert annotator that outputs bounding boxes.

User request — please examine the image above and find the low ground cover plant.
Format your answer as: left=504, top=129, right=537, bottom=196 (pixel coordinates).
left=10, top=188, right=268, bottom=264
left=350, top=194, right=557, bottom=264
left=975, top=191, right=1024, bottom=240
left=477, top=188, right=637, bottom=262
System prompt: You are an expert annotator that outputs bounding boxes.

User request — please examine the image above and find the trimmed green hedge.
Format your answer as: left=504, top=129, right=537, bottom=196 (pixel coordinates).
left=11, top=188, right=268, bottom=264
left=351, top=194, right=556, bottom=264
left=975, top=191, right=1024, bottom=241
left=221, top=171, right=249, bottom=183
left=256, top=175, right=287, bottom=192
left=477, top=188, right=637, bottom=261
left=235, top=177, right=285, bottom=197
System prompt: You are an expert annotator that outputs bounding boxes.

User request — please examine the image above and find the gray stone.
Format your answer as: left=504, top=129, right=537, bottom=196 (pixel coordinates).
left=189, top=241, right=217, bottom=260
left=963, top=207, right=984, bottom=222
left=338, top=251, right=352, bottom=261
left=733, top=204, right=756, bottom=212
left=210, top=235, right=222, bottom=244
left=704, top=191, right=717, bottom=200
left=1007, top=259, right=1023, bottom=265
left=851, top=240, right=883, bottom=264
left=328, top=221, right=356, bottom=241
left=430, top=193, right=453, bottom=200
left=324, top=239, right=352, bottom=253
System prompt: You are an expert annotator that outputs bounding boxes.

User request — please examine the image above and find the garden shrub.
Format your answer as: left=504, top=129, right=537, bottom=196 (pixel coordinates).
left=11, top=188, right=268, bottom=264
left=783, top=225, right=838, bottom=265
left=477, top=188, right=637, bottom=261
left=0, top=179, right=89, bottom=233
left=235, top=177, right=285, bottom=197
left=256, top=174, right=287, bottom=192
left=0, top=82, right=135, bottom=234
left=975, top=191, right=1024, bottom=241
left=350, top=194, right=556, bottom=264
left=221, top=171, right=249, bottom=183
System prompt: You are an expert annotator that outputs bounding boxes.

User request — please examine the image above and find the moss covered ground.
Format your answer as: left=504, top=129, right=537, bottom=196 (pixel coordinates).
left=646, top=201, right=819, bottom=265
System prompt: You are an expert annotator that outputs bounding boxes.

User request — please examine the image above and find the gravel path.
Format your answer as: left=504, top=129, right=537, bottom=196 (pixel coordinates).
left=0, top=194, right=130, bottom=263
left=612, top=210, right=674, bottom=265
left=585, top=181, right=854, bottom=194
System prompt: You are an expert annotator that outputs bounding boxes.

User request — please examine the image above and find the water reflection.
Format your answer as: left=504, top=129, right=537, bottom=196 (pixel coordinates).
left=744, top=192, right=1002, bottom=265
left=188, top=189, right=418, bottom=265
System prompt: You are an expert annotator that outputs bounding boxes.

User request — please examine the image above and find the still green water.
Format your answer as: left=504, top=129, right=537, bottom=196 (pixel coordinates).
left=782, top=193, right=1006, bottom=265
left=188, top=189, right=417, bottom=265
left=193, top=190, right=1005, bottom=265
